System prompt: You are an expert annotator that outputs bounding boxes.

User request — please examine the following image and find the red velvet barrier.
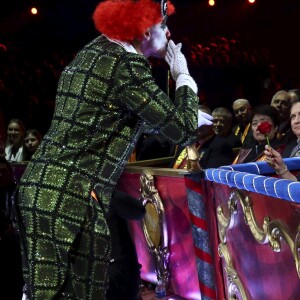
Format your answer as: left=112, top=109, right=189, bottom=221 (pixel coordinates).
left=118, top=166, right=300, bottom=300
left=203, top=181, right=300, bottom=300
left=117, top=172, right=202, bottom=300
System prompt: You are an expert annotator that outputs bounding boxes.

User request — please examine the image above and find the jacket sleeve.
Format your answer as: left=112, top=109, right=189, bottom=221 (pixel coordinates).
left=112, top=53, right=199, bottom=146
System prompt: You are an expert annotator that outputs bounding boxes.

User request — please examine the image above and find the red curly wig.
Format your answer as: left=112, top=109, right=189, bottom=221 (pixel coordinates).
left=93, top=0, right=175, bottom=42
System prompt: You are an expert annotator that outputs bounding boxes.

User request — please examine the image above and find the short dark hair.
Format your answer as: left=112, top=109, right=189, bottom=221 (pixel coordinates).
left=25, top=129, right=42, bottom=143
left=251, top=104, right=280, bottom=127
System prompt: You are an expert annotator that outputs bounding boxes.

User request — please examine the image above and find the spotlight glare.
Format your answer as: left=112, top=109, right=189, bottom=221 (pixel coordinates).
left=248, top=0, right=255, bottom=3
left=208, top=0, right=215, bottom=6
left=30, top=7, right=38, bottom=15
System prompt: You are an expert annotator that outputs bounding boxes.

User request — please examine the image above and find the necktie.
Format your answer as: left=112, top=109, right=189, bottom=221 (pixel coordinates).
left=290, top=142, right=300, bottom=157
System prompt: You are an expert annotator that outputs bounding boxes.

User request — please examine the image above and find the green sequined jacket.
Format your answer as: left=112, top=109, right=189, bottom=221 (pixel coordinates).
left=17, top=35, right=199, bottom=298
left=20, top=35, right=198, bottom=215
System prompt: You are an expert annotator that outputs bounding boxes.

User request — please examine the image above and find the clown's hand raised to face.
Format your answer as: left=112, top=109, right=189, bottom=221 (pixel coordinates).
left=165, top=40, right=189, bottom=80
left=165, top=40, right=198, bottom=94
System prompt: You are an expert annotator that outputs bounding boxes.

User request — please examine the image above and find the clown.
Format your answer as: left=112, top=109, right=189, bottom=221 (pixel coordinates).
left=16, top=0, right=213, bottom=299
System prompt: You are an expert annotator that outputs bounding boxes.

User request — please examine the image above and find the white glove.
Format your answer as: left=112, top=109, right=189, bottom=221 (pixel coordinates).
left=198, top=110, right=213, bottom=127
left=165, top=40, right=189, bottom=81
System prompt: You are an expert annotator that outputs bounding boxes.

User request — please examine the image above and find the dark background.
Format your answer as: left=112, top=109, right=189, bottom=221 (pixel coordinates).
left=1, top=0, right=300, bottom=131
left=1, top=0, right=299, bottom=62
left=1, top=0, right=299, bottom=87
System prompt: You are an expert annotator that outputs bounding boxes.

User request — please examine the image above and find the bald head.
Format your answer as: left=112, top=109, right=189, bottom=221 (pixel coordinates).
left=232, top=99, right=252, bottom=125
left=232, top=99, right=250, bottom=109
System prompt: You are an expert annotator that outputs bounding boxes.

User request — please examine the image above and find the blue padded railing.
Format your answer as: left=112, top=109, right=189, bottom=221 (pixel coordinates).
left=204, top=158, right=300, bottom=203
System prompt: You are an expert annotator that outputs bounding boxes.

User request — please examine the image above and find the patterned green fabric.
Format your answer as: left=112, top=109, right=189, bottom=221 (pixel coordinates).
left=16, top=35, right=199, bottom=299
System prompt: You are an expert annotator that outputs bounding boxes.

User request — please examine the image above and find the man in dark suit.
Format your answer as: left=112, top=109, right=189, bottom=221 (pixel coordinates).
left=170, top=127, right=234, bottom=169
left=211, top=107, right=241, bottom=148
left=232, top=98, right=253, bottom=147
left=270, top=90, right=295, bottom=144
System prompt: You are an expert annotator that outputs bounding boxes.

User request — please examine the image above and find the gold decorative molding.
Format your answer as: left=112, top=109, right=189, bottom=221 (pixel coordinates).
left=217, top=190, right=269, bottom=244
left=217, top=189, right=300, bottom=287
left=218, top=243, right=248, bottom=300
left=294, top=228, right=300, bottom=276
left=139, top=169, right=170, bottom=287
left=186, top=145, right=202, bottom=171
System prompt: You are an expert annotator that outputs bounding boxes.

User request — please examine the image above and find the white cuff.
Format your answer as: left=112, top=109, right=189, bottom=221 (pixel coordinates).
left=176, top=73, right=198, bottom=94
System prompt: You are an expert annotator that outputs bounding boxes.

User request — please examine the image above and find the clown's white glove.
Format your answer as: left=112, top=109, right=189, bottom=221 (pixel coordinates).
left=165, top=40, right=189, bottom=81
left=198, top=110, right=213, bottom=127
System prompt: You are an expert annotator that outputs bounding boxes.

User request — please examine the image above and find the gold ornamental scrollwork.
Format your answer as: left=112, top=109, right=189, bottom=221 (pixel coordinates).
left=218, top=243, right=248, bottom=300
left=139, top=169, right=170, bottom=288
left=217, top=189, right=300, bottom=284
left=217, top=190, right=268, bottom=244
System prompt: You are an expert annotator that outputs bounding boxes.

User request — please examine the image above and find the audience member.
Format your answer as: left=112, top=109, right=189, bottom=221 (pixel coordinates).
left=232, top=98, right=253, bottom=146
left=211, top=107, right=240, bottom=148
left=0, top=110, right=5, bottom=156
left=134, top=134, right=172, bottom=161
left=5, top=118, right=25, bottom=162
left=0, top=30, right=285, bottom=135
left=170, top=125, right=234, bottom=169
left=170, top=104, right=211, bottom=157
left=233, top=104, right=283, bottom=164
left=270, top=90, right=293, bottom=142
left=23, top=129, right=42, bottom=161
left=264, top=99, right=300, bottom=181
left=288, top=89, right=300, bottom=101
left=198, top=104, right=211, bottom=115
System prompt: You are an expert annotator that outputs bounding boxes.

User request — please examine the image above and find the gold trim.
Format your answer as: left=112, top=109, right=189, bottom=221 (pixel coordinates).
left=125, top=164, right=192, bottom=178
left=218, top=243, right=248, bottom=300
left=128, top=156, right=173, bottom=167
left=241, top=123, right=251, bottom=144
left=186, top=145, right=202, bottom=171
left=217, top=189, right=300, bottom=283
left=217, top=190, right=269, bottom=244
left=140, top=169, right=170, bottom=287
left=237, top=191, right=269, bottom=244
left=216, top=197, right=237, bottom=244
left=294, top=228, right=300, bottom=277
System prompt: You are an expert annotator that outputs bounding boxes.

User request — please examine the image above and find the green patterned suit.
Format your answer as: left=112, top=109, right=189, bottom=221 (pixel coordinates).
left=16, top=35, right=199, bottom=299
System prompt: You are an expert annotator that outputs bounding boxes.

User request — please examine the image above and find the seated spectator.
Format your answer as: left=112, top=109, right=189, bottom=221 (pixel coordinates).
left=5, top=118, right=25, bottom=162
left=0, top=110, right=5, bottom=156
left=233, top=104, right=284, bottom=164
left=288, top=89, right=300, bottom=101
left=232, top=98, right=253, bottom=147
left=264, top=99, right=300, bottom=181
left=135, top=133, right=172, bottom=161
left=198, top=104, right=211, bottom=115
left=270, top=90, right=293, bottom=142
left=170, top=125, right=234, bottom=170
left=211, top=107, right=240, bottom=148
left=23, top=129, right=42, bottom=161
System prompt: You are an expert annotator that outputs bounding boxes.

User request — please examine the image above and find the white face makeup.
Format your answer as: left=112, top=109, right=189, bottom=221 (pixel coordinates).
left=141, top=23, right=170, bottom=58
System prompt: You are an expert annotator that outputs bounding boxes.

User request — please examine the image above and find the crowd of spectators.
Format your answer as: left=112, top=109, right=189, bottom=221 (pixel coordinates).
left=1, top=32, right=299, bottom=137
left=178, top=34, right=289, bottom=110
left=1, top=29, right=300, bottom=299
left=0, top=44, right=74, bottom=136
